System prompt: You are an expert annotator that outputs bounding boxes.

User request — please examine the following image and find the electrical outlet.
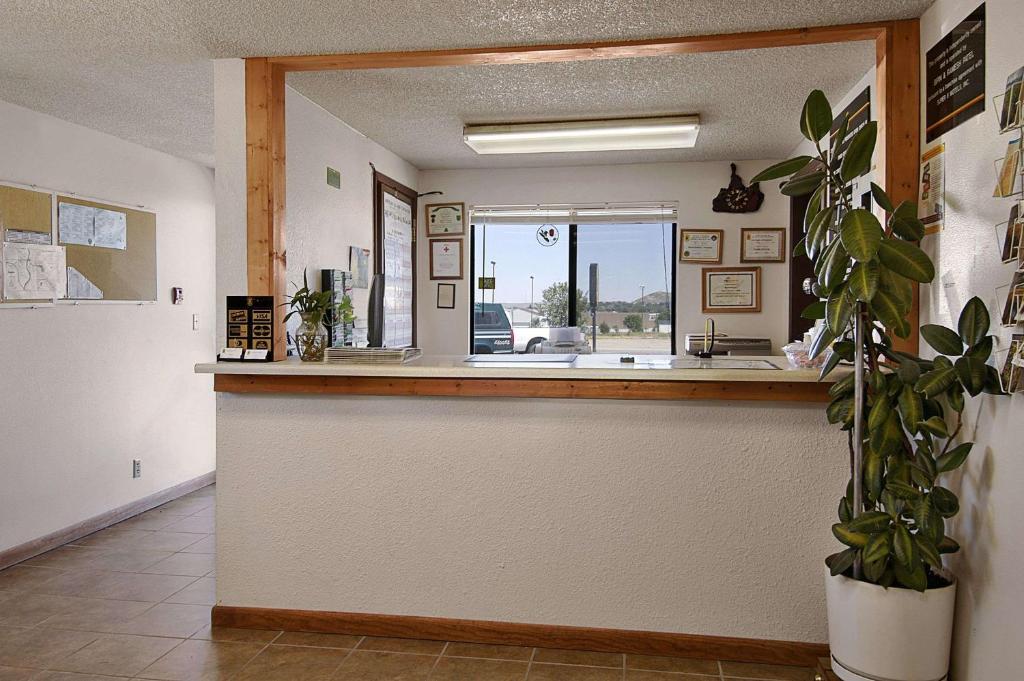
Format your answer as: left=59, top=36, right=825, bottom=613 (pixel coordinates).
left=132, top=459, right=141, bottom=479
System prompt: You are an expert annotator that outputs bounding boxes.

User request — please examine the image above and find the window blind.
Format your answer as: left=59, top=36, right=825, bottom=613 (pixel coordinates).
left=470, top=202, right=678, bottom=225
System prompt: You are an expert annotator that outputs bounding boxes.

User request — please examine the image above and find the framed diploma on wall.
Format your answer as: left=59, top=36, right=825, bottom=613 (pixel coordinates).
left=702, top=266, right=761, bottom=313
left=740, top=228, right=786, bottom=263
left=429, top=238, right=463, bottom=280
left=425, top=202, right=466, bottom=236
left=679, top=229, right=723, bottom=263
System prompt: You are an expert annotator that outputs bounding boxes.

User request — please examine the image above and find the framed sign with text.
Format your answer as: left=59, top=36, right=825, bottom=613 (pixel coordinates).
left=679, top=229, right=723, bottom=263
left=701, top=267, right=761, bottom=314
left=740, top=228, right=786, bottom=263
left=425, top=202, right=466, bottom=236
left=429, top=238, right=463, bottom=280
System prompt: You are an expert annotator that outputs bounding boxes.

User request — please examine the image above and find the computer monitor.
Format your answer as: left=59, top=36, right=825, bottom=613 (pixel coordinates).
left=366, top=273, right=385, bottom=348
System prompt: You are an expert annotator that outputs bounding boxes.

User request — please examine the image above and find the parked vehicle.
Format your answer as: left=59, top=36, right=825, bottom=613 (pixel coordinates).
left=472, top=303, right=514, bottom=353
left=513, top=326, right=552, bottom=353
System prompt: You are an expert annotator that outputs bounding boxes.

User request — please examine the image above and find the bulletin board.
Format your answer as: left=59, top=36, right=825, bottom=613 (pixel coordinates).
left=0, top=184, right=56, bottom=304
left=57, top=195, right=157, bottom=302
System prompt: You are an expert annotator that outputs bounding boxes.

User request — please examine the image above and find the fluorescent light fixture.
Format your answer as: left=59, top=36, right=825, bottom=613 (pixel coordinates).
left=463, top=116, right=700, bottom=154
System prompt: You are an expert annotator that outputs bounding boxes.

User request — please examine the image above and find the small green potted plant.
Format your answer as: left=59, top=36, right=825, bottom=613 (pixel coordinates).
left=752, top=90, right=1005, bottom=681
left=283, top=270, right=355, bottom=362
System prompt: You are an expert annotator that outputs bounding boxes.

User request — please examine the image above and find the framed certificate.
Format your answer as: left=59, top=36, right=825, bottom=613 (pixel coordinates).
left=679, top=229, right=723, bottom=263
left=436, top=283, right=456, bottom=309
left=740, top=228, right=786, bottom=263
left=702, top=266, right=761, bottom=313
left=425, top=202, right=466, bottom=236
left=429, top=238, right=463, bottom=280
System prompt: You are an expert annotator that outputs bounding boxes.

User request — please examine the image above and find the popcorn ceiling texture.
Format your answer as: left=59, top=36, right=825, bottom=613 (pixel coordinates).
left=288, top=42, right=875, bottom=169
left=216, top=394, right=847, bottom=642
left=0, top=1, right=930, bottom=166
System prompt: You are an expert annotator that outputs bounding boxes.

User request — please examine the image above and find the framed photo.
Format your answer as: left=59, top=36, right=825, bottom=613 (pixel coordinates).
left=702, top=266, right=761, bottom=313
left=429, top=238, right=463, bottom=280
left=436, top=283, right=456, bottom=309
left=425, top=202, right=466, bottom=236
left=740, top=228, right=787, bottom=263
left=679, top=229, right=723, bottom=263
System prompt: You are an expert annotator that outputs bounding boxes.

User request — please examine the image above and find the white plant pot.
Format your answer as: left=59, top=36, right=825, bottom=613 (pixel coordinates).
left=825, top=567, right=956, bottom=681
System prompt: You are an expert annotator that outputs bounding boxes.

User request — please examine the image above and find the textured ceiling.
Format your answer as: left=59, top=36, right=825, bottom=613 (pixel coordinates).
left=289, top=42, right=875, bottom=169
left=0, top=1, right=932, bottom=167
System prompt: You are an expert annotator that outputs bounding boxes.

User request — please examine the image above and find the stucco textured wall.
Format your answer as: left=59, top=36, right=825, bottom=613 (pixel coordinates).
left=216, top=394, right=846, bottom=643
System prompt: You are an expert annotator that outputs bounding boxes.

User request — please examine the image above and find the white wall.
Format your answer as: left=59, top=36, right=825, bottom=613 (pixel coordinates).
left=217, top=393, right=847, bottom=643
left=0, top=98, right=216, bottom=553
left=284, top=87, right=418, bottom=328
left=917, top=1, right=1024, bottom=678
left=214, top=59, right=247, bottom=350
left=416, top=161, right=792, bottom=355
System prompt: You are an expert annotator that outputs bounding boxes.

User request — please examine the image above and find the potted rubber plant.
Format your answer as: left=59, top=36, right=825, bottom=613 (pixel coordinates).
left=752, top=91, right=1005, bottom=681
left=284, top=269, right=355, bottom=362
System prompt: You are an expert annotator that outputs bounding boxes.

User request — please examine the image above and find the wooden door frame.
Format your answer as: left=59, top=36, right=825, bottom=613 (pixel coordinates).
left=244, top=19, right=921, bottom=359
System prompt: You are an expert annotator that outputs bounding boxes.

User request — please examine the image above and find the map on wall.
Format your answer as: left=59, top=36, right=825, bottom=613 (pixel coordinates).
left=1, top=242, right=67, bottom=300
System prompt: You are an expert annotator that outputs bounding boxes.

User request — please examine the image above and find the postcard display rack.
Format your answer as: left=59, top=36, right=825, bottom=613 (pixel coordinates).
left=993, top=65, right=1024, bottom=392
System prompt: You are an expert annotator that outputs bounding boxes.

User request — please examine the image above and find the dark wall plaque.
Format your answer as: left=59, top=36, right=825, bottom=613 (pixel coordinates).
left=925, top=3, right=986, bottom=143
left=225, top=295, right=275, bottom=360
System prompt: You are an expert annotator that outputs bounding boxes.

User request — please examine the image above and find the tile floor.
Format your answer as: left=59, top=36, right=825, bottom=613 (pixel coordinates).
left=0, top=485, right=815, bottom=680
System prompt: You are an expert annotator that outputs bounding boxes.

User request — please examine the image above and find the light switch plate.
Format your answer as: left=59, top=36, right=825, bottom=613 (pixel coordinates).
left=192, top=314, right=199, bottom=330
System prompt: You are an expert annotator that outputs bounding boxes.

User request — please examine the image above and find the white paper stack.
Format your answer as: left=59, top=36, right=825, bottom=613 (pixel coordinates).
left=324, top=347, right=423, bottom=364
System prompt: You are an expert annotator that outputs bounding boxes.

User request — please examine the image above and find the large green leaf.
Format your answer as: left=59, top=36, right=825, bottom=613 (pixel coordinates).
left=898, top=385, right=923, bottom=431
left=870, top=182, right=895, bottom=212
left=955, top=356, right=987, bottom=396
left=781, top=171, right=826, bottom=197
left=894, top=559, right=927, bottom=592
left=888, top=201, right=926, bottom=241
left=871, top=288, right=911, bottom=338
left=965, top=335, right=994, bottom=361
left=821, top=241, right=851, bottom=290
left=920, top=324, right=964, bottom=356
left=840, top=121, right=877, bottom=182
left=879, top=267, right=914, bottom=308
left=916, top=364, right=957, bottom=398
left=840, top=209, right=883, bottom=262
left=865, top=444, right=884, bottom=501
left=936, top=442, right=972, bottom=472
left=862, top=531, right=890, bottom=564
left=751, top=156, right=814, bottom=182
left=826, top=395, right=855, bottom=427
left=848, top=260, right=879, bottom=301
left=830, top=113, right=850, bottom=155
left=806, top=206, right=834, bottom=259
left=832, top=523, right=869, bottom=548
left=878, top=238, right=935, bottom=283
left=870, top=410, right=903, bottom=455
left=931, top=487, right=960, bottom=517
left=809, top=325, right=836, bottom=360
left=847, top=511, right=892, bottom=533
left=801, top=300, right=826, bottom=320
left=826, top=287, right=854, bottom=335
left=826, top=548, right=858, bottom=576
left=915, top=535, right=943, bottom=570
left=958, top=296, right=990, bottom=346
left=938, top=536, right=961, bottom=554
left=918, top=415, right=949, bottom=438
left=893, top=524, right=916, bottom=567
left=801, top=90, right=833, bottom=142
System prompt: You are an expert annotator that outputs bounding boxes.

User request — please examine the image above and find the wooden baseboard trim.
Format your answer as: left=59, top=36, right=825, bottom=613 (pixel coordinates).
left=0, top=470, right=216, bottom=570
left=212, top=605, right=828, bottom=667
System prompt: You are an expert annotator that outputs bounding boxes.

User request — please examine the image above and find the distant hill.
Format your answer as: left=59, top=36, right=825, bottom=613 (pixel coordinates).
left=632, top=290, right=670, bottom=305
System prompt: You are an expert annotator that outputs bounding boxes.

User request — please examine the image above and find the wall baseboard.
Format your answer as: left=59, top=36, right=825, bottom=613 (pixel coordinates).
left=0, top=470, right=216, bottom=570
left=212, top=605, right=828, bottom=667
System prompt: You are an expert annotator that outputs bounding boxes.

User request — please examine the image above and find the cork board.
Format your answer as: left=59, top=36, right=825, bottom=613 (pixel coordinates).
left=58, top=196, right=156, bottom=301
left=0, top=184, right=52, bottom=239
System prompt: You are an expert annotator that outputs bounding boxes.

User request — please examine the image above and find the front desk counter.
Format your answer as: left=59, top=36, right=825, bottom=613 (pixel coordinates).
left=197, top=354, right=841, bottom=402
left=197, top=353, right=848, bottom=663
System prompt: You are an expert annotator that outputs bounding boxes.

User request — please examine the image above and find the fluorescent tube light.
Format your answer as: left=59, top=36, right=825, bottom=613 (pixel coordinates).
left=463, top=116, right=700, bottom=154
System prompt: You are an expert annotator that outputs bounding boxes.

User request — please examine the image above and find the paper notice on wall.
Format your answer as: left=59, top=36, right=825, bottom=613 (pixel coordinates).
left=2, top=242, right=67, bottom=300
left=919, top=143, right=945, bottom=234
left=67, top=266, right=103, bottom=299
left=58, top=202, right=127, bottom=250
left=4, top=229, right=51, bottom=245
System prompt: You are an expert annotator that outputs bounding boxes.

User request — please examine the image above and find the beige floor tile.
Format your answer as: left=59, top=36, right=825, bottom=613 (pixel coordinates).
left=443, top=642, right=533, bottom=661
left=0, top=666, right=37, bottom=681
left=528, top=663, right=622, bottom=680
left=0, top=566, right=66, bottom=592
left=161, top=516, right=216, bottom=535
left=22, top=547, right=110, bottom=572
left=112, top=603, right=211, bottom=638
left=155, top=499, right=214, bottom=516
left=114, top=508, right=184, bottom=531
left=720, top=661, right=816, bottom=680
left=49, top=634, right=181, bottom=676
left=532, top=649, right=623, bottom=668
left=626, top=655, right=720, bottom=675
left=274, top=631, right=361, bottom=648
left=28, top=672, right=126, bottom=681
left=0, top=627, right=101, bottom=669
left=356, top=636, right=445, bottom=655
left=40, top=596, right=155, bottom=632
left=429, top=656, right=528, bottom=680
left=71, top=530, right=202, bottom=553
left=29, top=570, right=109, bottom=598
left=178, top=536, right=215, bottom=555
left=331, top=651, right=435, bottom=681
left=142, top=553, right=215, bottom=578
left=136, top=638, right=264, bottom=680
left=72, top=549, right=173, bottom=573
left=188, top=506, right=216, bottom=518
left=0, top=592, right=80, bottom=626
left=190, top=625, right=280, bottom=644
left=231, top=644, right=348, bottom=681
left=165, top=577, right=215, bottom=606
left=45, top=572, right=196, bottom=603
left=625, top=672, right=720, bottom=681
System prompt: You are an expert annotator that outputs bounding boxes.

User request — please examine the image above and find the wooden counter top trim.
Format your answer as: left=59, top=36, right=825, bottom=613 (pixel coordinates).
left=212, top=605, right=828, bottom=666
left=213, top=373, right=832, bottom=402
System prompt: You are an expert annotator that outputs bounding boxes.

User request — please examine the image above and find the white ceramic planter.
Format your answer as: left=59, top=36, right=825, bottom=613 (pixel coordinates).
left=825, top=568, right=956, bottom=681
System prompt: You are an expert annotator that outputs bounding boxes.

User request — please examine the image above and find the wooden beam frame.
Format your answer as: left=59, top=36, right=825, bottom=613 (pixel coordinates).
left=244, top=20, right=921, bottom=359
